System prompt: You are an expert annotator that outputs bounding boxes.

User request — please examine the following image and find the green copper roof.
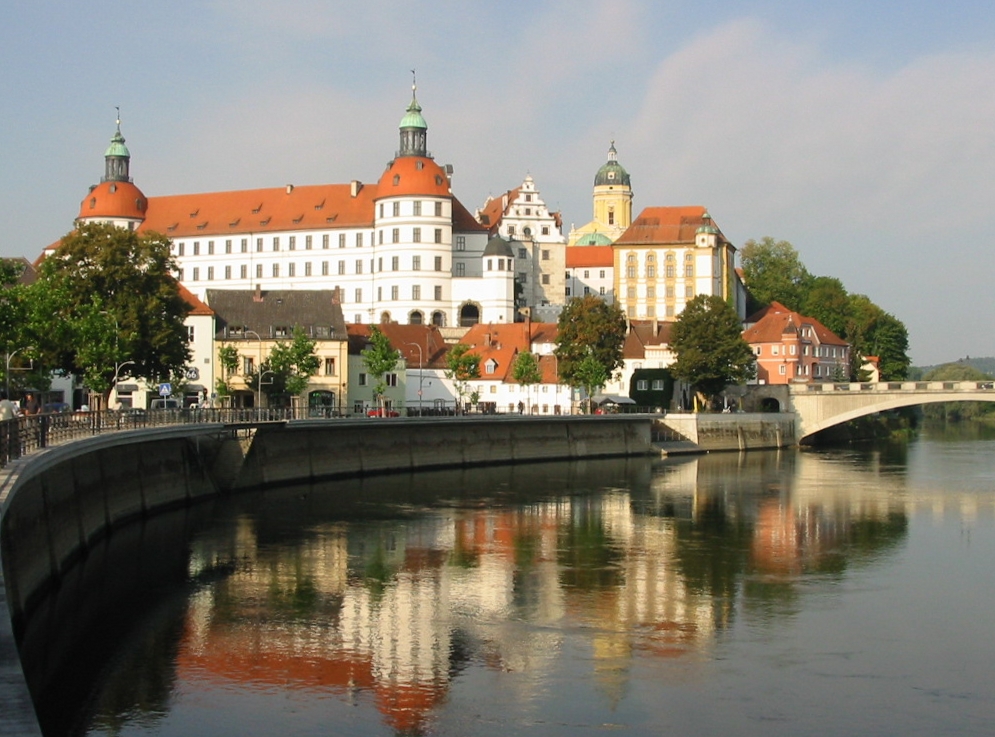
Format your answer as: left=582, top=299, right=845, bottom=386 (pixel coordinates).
left=594, top=141, right=630, bottom=187
left=399, top=94, right=427, bottom=130
left=104, top=127, right=130, bottom=159
left=577, top=232, right=613, bottom=246
left=696, top=211, right=719, bottom=235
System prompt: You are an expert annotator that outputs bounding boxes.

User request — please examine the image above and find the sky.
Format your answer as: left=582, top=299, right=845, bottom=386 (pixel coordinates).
left=2, top=0, right=993, bottom=366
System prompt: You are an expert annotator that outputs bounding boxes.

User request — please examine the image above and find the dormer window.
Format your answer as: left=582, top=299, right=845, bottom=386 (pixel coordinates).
left=485, top=358, right=497, bottom=375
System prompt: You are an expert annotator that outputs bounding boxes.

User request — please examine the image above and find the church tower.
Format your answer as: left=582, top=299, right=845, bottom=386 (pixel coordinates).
left=568, top=141, right=633, bottom=245
left=77, top=112, right=147, bottom=230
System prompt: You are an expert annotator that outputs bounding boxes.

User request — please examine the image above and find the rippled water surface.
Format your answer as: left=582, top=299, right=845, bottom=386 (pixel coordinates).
left=25, top=429, right=995, bottom=736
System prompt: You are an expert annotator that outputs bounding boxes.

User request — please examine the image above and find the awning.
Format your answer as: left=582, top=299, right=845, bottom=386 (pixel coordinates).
left=593, top=394, right=636, bottom=405
left=116, top=384, right=139, bottom=392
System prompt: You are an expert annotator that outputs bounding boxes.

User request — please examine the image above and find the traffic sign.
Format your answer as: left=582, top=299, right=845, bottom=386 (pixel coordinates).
left=158, top=383, right=172, bottom=397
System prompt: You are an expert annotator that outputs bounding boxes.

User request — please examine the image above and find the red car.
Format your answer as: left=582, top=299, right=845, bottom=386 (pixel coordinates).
left=366, top=408, right=400, bottom=417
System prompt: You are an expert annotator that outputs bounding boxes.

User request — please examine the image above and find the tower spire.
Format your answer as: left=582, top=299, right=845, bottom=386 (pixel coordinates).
left=102, top=107, right=132, bottom=183
left=397, top=74, right=429, bottom=158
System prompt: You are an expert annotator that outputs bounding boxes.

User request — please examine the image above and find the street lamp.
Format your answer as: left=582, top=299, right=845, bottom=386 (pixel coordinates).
left=4, top=347, right=35, bottom=400
left=112, top=360, right=135, bottom=404
left=404, top=341, right=424, bottom=416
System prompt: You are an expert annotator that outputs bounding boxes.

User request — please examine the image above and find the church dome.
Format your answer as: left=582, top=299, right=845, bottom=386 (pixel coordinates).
left=104, top=128, right=130, bottom=159
left=696, top=211, right=719, bottom=235
left=594, top=141, right=630, bottom=187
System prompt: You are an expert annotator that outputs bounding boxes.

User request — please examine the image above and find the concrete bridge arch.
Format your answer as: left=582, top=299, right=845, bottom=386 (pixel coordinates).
left=786, top=380, right=995, bottom=441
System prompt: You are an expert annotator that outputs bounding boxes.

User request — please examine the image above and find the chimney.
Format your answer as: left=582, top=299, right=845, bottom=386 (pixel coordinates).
left=286, top=184, right=294, bottom=194
left=332, top=286, right=341, bottom=305
left=484, top=332, right=492, bottom=347
left=350, top=180, right=362, bottom=197
left=652, top=317, right=659, bottom=336
left=253, top=284, right=263, bottom=302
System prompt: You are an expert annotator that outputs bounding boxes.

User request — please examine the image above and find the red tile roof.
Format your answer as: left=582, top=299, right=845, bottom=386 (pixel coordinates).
left=615, top=206, right=718, bottom=246
left=565, top=245, right=614, bottom=268
left=741, top=302, right=847, bottom=346
left=78, top=180, right=148, bottom=221
left=346, top=323, right=449, bottom=368
left=375, top=155, right=451, bottom=197
left=177, top=282, right=214, bottom=316
left=453, top=322, right=561, bottom=382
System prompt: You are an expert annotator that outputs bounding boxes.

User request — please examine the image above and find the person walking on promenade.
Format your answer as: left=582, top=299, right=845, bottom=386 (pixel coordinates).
left=0, top=390, right=20, bottom=465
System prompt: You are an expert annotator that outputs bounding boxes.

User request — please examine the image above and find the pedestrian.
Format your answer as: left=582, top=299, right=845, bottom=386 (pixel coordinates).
left=23, top=392, right=40, bottom=415
left=518, top=400, right=524, bottom=415
left=0, top=391, right=21, bottom=465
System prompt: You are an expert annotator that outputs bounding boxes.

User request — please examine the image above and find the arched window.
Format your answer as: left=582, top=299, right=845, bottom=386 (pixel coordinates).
left=409, top=311, right=424, bottom=325
left=380, top=311, right=391, bottom=324
left=432, top=311, right=446, bottom=327
left=459, top=303, right=480, bottom=327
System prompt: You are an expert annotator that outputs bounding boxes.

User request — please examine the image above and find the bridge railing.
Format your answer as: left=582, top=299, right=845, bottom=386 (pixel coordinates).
left=791, top=380, right=995, bottom=393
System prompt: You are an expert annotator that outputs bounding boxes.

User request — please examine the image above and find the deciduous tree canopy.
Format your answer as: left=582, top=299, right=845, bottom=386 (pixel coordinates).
left=670, top=295, right=756, bottom=407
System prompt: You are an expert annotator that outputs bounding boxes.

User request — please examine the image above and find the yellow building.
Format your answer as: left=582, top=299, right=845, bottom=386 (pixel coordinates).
left=568, top=142, right=634, bottom=246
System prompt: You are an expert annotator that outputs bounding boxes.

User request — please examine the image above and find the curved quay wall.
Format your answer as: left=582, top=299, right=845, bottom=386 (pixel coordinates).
left=0, top=416, right=652, bottom=735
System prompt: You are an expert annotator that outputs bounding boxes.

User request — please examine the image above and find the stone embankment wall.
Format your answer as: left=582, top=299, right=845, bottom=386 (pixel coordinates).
left=654, top=413, right=796, bottom=452
left=1, top=416, right=652, bottom=735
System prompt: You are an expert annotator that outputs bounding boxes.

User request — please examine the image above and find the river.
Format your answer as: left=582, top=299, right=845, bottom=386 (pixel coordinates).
left=22, top=426, right=995, bottom=736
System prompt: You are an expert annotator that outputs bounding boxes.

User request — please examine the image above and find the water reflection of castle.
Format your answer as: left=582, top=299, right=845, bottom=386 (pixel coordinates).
left=175, top=451, right=925, bottom=732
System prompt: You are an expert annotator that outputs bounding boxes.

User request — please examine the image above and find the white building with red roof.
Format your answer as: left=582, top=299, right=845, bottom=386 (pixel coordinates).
left=742, top=302, right=850, bottom=384
left=73, top=85, right=515, bottom=330
left=565, top=245, right=614, bottom=304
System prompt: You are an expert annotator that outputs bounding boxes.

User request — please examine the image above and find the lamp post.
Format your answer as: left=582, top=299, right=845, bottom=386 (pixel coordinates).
left=404, top=342, right=424, bottom=416
left=4, top=347, right=31, bottom=400
left=244, top=330, right=263, bottom=409
left=112, top=361, right=135, bottom=405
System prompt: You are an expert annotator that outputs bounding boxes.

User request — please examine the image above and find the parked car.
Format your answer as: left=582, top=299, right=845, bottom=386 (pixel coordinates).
left=366, top=408, right=400, bottom=417
left=150, top=398, right=182, bottom=410
left=42, top=402, right=71, bottom=413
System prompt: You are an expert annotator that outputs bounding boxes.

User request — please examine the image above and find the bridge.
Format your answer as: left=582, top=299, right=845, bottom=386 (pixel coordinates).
left=787, top=380, right=995, bottom=440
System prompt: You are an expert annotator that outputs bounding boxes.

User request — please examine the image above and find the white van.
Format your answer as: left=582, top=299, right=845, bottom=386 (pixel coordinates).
left=149, top=398, right=181, bottom=410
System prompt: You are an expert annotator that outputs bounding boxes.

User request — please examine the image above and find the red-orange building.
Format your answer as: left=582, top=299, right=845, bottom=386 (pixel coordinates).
left=742, top=302, right=850, bottom=384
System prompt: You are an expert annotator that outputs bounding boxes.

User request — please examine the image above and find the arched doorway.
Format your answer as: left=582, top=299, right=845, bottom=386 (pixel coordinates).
left=760, top=397, right=781, bottom=413
left=459, top=303, right=480, bottom=327
left=431, top=311, right=446, bottom=327
left=379, top=311, right=392, bottom=324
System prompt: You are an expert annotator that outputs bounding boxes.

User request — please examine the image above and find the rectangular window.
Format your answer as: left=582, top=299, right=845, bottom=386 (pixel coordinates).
left=541, top=250, right=550, bottom=260
left=243, top=356, right=255, bottom=375
left=600, top=270, right=605, bottom=278
left=542, top=226, right=550, bottom=236
left=304, top=262, right=312, bottom=276
left=241, top=238, right=248, bottom=253
left=637, top=380, right=648, bottom=391
left=256, top=264, right=263, bottom=278
left=378, top=257, right=383, bottom=272
left=412, top=284, right=421, bottom=300
left=338, top=260, right=345, bottom=275
left=272, top=263, right=280, bottom=277
left=600, top=286, right=606, bottom=295
left=322, top=261, right=329, bottom=276
left=434, top=256, right=443, bottom=271
left=413, top=227, right=421, bottom=243
left=306, top=235, right=313, bottom=250
left=391, top=285, right=399, bottom=300
left=627, top=266, right=636, bottom=278
left=224, top=265, right=231, bottom=279
left=435, top=201, right=443, bottom=216
left=377, top=286, right=382, bottom=301
left=322, top=234, right=330, bottom=249
left=392, top=228, right=399, bottom=243
left=379, top=230, right=384, bottom=244
left=583, top=270, right=590, bottom=278
left=434, top=285, right=442, bottom=300
left=392, top=256, right=399, bottom=271
left=647, top=286, right=655, bottom=298
left=273, top=237, right=280, bottom=251
left=393, top=202, right=400, bottom=217
left=385, top=373, right=398, bottom=387
left=358, top=373, right=368, bottom=386
left=225, top=240, right=232, bottom=254
left=666, top=265, right=675, bottom=278
left=519, top=248, right=527, bottom=259
left=456, top=262, right=465, bottom=277
left=456, top=236, right=466, bottom=251
left=354, top=288, right=362, bottom=303
left=685, top=264, right=694, bottom=277
left=289, top=236, right=296, bottom=250
left=177, top=242, right=185, bottom=256
left=192, top=241, right=200, bottom=256
left=192, top=267, right=199, bottom=281
left=206, top=266, right=214, bottom=280
left=434, top=228, right=442, bottom=244
left=339, top=233, right=346, bottom=248
left=356, top=232, right=363, bottom=248
left=256, top=238, right=263, bottom=252
left=779, top=364, right=787, bottom=375
left=772, top=346, right=779, bottom=356
left=412, top=255, right=421, bottom=270
left=324, top=358, right=336, bottom=376
left=520, top=272, right=528, bottom=283
left=413, top=201, right=421, bottom=216
left=240, top=264, right=248, bottom=279
left=356, top=260, right=363, bottom=275
left=627, top=286, right=636, bottom=298
left=685, top=284, right=694, bottom=298
left=541, top=274, right=550, bottom=285
left=288, top=263, right=296, bottom=277
left=583, top=286, right=590, bottom=295
left=652, top=379, right=664, bottom=390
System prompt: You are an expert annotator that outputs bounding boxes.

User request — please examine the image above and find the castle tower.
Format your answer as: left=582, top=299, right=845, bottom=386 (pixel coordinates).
left=77, top=112, right=147, bottom=230
left=568, top=141, right=633, bottom=245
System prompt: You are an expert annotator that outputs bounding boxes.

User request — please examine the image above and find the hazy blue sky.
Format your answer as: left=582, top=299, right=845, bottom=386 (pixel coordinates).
left=2, top=1, right=993, bottom=365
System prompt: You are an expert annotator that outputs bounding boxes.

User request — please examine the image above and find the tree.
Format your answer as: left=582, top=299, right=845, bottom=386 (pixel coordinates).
left=444, top=343, right=480, bottom=413
left=256, top=328, right=320, bottom=406
left=511, top=351, right=543, bottom=413
left=921, top=363, right=994, bottom=422
left=555, top=296, right=626, bottom=408
left=573, top=354, right=609, bottom=413
left=33, top=223, right=191, bottom=404
left=670, top=295, right=756, bottom=410
left=845, top=294, right=910, bottom=381
left=800, top=276, right=851, bottom=339
left=216, top=343, right=240, bottom=401
left=740, top=237, right=808, bottom=312
left=361, top=327, right=400, bottom=412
